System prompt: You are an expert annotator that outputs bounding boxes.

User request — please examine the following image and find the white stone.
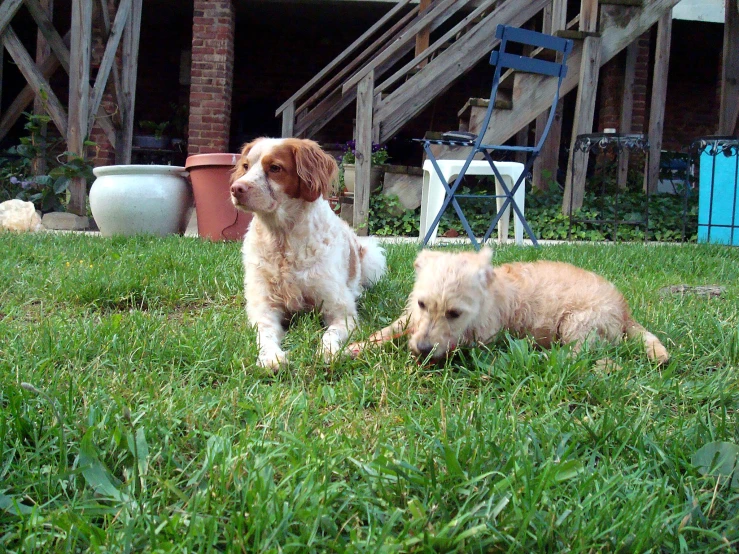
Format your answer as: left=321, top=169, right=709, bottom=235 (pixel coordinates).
left=42, top=212, right=90, bottom=231
left=0, top=199, right=44, bottom=232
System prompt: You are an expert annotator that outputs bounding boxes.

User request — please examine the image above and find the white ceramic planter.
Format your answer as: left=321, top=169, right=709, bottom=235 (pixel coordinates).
left=90, top=165, right=192, bottom=237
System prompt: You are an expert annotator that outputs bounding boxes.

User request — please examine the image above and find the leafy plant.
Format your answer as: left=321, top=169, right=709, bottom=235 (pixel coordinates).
left=0, top=112, right=96, bottom=213
left=138, top=120, right=170, bottom=139
left=341, top=141, right=390, bottom=166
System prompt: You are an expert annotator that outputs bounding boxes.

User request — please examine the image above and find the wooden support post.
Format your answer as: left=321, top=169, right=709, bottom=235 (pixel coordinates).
left=719, top=0, right=739, bottom=134
left=353, top=71, right=374, bottom=236
left=0, top=0, right=25, bottom=35
left=415, top=0, right=432, bottom=68
left=617, top=41, right=638, bottom=189
left=33, top=0, right=54, bottom=176
left=117, top=0, right=142, bottom=164
left=646, top=11, right=672, bottom=194
left=563, top=36, right=602, bottom=214
left=281, top=101, right=295, bottom=138
left=98, top=0, right=124, bottom=115
left=533, top=0, right=567, bottom=191
left=67, top=0, right=92, bottom=215
left=87, top=0, right=131, bottom=133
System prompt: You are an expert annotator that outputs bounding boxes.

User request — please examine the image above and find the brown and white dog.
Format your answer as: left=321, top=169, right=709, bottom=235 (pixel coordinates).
left=231, top=137, right=386, bottom=369
left=349, top=248, right=669, bottom=364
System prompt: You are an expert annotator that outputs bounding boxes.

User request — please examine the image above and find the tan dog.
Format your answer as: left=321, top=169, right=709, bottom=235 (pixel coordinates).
left=349, top=248, right=669, bottom=364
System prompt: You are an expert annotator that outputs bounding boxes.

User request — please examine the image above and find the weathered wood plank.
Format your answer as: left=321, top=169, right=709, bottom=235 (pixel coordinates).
left=67, top=0, right=92, bottom=215
left=563, top=35, right=602, bottom=214
left=117, top=0, right=142, bottom=164
left=477, top=0, right=682, bottom=151
left=0, top=31, right=68, bottom=143
left=414, top=0, right=432, bottom=68
left=646, top=11, right=671, bottom=194
left=353, top=71, right=374, bottom=236
left=25, top=0, right=69, bottom=71
left=617, top=40, right=638, bottom=189
left=719, top=0, right=739, bottom=134
left=0, top=0, right=24, bottom=36
left=87, top=0, right=131, bottom=132
left=533, top=0, right=568, bottom=191
left=377, top=0, right=499, bottom=94
left=377, top=0, right=550, bottom=143
left=2, top=26, right=68, bottom=137
left=99, top=0, right=123, bottom=112
left=342, top=0, right=473, bottom=94
left=281, top=101, right=295, bottom=137
left=33, top=0, right=54, bottom=176
left=296, top=7, right=417, bottom=115
left=275, top=0, right=413, bottom=115
left=580, top=0, right=600, bottom=32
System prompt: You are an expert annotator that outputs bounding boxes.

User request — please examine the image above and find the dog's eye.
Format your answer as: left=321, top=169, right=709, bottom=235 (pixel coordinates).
left=242, top=162, right=249, bottom=170
left=446, top=309, right=461, bottom=319
left=417, top=300, right=426, bottom=310
left=269, top=164, right=281, bottom=173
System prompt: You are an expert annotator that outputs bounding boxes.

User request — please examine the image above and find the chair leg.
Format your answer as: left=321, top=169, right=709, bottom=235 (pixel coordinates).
left=422, top=144, right=481, bottom=249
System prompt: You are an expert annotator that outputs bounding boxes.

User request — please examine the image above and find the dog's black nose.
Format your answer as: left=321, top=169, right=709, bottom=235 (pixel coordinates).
left=416, top=342, right=434, bottom=358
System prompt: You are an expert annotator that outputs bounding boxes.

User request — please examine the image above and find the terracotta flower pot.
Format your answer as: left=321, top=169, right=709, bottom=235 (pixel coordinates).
left=185, top=153, right=252, bottom=241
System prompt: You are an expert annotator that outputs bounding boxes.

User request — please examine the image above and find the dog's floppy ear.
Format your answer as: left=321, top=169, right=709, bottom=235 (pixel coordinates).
left=477, top=247, right=495, bottom=287
left=293, top=139, right=338, bottom=202
left=230, top=139, right=260, bottom=183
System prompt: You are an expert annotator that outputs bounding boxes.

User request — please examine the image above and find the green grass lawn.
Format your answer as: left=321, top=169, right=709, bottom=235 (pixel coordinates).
left=1, top=233, right=738, bottom=552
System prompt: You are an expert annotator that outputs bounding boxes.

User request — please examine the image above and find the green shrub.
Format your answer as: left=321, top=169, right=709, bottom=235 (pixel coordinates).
left=0, top=112, right=95, bottom=213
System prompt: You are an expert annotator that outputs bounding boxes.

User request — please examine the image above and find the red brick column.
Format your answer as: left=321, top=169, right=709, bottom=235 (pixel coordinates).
left=596, top=32, right=650, bottom=133
left=187, top=0, right=235, bottom=155
left=88, top=1, right=118, bottom=167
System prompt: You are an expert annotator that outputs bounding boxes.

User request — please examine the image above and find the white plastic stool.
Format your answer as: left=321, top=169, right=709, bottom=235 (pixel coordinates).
left=419, top=159, right=526, bottom=245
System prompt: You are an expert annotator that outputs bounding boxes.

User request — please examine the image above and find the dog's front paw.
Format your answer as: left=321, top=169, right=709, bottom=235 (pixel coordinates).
left=257, top=349, right=287, bottom=371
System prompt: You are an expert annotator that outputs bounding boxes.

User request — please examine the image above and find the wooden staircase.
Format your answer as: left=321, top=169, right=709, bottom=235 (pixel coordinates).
left=276, top=0, right=689, bottom=233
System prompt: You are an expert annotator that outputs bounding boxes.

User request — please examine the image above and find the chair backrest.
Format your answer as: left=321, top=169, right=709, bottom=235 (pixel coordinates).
left=477, top=25, right=573, bottom=151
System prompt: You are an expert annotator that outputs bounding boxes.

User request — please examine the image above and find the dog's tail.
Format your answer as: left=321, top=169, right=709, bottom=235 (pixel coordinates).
left=625, top=318, right=669, bottom=364
left=357, top=236, right=387, bottom=288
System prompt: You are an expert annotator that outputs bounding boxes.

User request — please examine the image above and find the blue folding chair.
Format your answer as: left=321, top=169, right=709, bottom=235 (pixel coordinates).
left=416, top=24, right=573, bottom=248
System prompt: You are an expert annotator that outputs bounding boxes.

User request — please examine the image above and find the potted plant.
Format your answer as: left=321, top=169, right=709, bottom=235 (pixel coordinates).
left=340, top=141, right=388, bottom=195
left=90, top=164, right=192, bottom=237
left=134, top=120, right=171, bottom=149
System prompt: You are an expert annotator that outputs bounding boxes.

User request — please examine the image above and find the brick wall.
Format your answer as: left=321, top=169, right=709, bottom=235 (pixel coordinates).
left=187, top=0, right=235, bottom=155
left=88, top=1, right=118, bottom=168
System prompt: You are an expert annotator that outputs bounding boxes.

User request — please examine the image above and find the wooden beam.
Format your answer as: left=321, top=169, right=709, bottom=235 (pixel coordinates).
left=353, top=71, right=374, bottom=236
left=33, top=0, right=54, bottom=176
left=99, top=0, right=124, bottom=112
left=646, top=11, right=672, bottom=194
left=563, top=35, right=602, bottom=214
left=0, top=0, right=25, bottom=36
left=478, top=0, right=682, bottom=155
left=617, top=40, right=638, bottom=189
left=0, top=31, right=68, bottom=143
left=719, top=0, right=739, bottom=134
left=117, top=0, right=142, bottom=164
left=376, top=0, right=550, bottom=142
left=2, top=26, right=68, bottom=137
left=87, top=0, right=131, bottom=133
left=533, top=0, right=568, bottom=192
left=25, top=0, right=69, bottom=71
left=281, top=101, right=295, bottom=137
left=580, top=0, right=600, bottom=32
left=342, top=0, right=473, bottom=94
left=67, top=0, right=92, bottom=215
left=275, top=0, right=413, bottom=116
left=414, top=0, right=432, bottom=68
